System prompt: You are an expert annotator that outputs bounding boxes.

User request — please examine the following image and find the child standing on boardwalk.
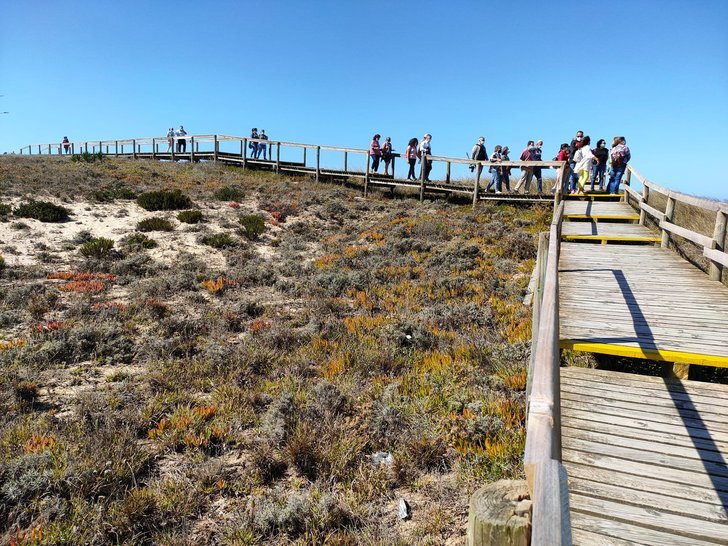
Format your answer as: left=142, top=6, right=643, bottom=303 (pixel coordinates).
left=369, top=134, right=381, bottom=173
left=405, top=138, right=419, bottom=180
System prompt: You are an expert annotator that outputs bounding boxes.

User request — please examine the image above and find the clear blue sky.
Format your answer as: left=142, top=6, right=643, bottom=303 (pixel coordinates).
left=1, top=1, right=727, bottom=198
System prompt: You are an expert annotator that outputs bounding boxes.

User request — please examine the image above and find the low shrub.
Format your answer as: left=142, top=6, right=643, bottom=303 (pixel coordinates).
left=137, top=217, right=174, bottom=232
left=14, top=200, right=70, bottom=222
left=0, top=256, right=5, bottom=271
left=91, top=184, right=136, bottom=202
left=239, top=215, right=266, bottom=240
left=80, top=237, right=115, bottom=259
left=0, top=203, right=11, bottom=216
left=136, top=190, right=192, bottom=211
left=177, top=210, right=203, bottom=224
left=71, top=151, right=103, bottom=162
left=120, top=233, right=157, bottom=251
left=201, top=233, right=236, bottom=249
left=213, top=186, right=245, bottom=201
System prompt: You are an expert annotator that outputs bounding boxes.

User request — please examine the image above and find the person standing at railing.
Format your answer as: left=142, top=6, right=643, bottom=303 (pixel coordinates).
left=405, top=137, right=419, bottom=180
left=486, top=145, right=502, bottom=193
left=572, top=135, right=593, bottom=195
left=514, top=140, right=536, bottom=194
left=591, top=139, right=608, bottom=191
left=369, top=134, right=382, bottom=173
left=249, top=128, right=259, bottom=158
left=553, top=143, right=570, bottom=192
left=568, top=130, right=584, bottom=192
left=176, top=125, right=187, bottom=153
left=499, top=146, right=512, bottom=192
left=381, top=137, right=394, bottom=176
left=62, top=136, right=70, bottom=154
left=532, top=140, right=544, bottom=194
left=469, top=136, right=488, bottom=179
left=166, top=128, right=175, bottom=152
left=256, top=130, right=269, bottom=160
left=607, top=136, right=631, bottom=194
left=418, top=134, right=432, bottom=181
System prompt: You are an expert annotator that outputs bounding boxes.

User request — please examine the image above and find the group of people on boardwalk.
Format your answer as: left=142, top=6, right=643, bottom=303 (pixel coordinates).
left=166, top=126, right=188, bottom=153
left=249, top=128, right=269, bottom=160
left=368, top=130, right=631, bottom=195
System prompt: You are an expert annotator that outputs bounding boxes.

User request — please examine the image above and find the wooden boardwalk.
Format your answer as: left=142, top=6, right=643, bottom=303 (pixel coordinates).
left=560, top=222, right=660, bottom=243
left=562, top=367, right=728, bottom=545
left=563, top=201, right=640, bottom=221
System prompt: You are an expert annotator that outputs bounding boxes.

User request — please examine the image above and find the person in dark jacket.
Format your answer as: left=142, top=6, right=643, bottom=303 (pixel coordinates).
left=590, top=139, right=608, bottom=191
left=532, top=139, right=544, bottom=193
left=568, top=130, right=584, bottom=192
left=469, top=136, right=488, bottom=178
left=499, top=146, right=512, bottom=193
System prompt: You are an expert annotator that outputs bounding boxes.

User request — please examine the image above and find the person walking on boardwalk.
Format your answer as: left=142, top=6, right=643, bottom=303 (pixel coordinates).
left=381, top=137, right=394, bottom=176
left=554, top=143, right=570, bottom=192
left=256, top=130, right=269, bottom=160
left=572, top=135, right=593, bottom=194
left=176, top=125, right=187, bottom=153
left=166, top=128, right=175, bottom=152
left=469, top=136, right=488, bottom=180
left=405, top=137, right=419, bottom=180
left=419, top=134, right=433, bottom=181
left=514, top=140, right=536, bottom=194
left=591, top=139, right=609, bottom=191
left=607, top=136, right=631, bottom=194
left=568, top=130, right=584, bottom=192
left=532, top=140, right=544, bottom=194
left=62, top=136, right=70, bottom=154
left=250, top=128, right=259, bottom=158
left=369, top=134, right=382, bottom=173
left=486, top=145, right=502, bottom=193
left=499, top=146, right=512, bottom=193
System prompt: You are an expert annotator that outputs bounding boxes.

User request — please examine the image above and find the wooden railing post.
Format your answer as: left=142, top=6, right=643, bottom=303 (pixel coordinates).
left=709, top=210, right=727, bottom=281
left=213, top=135, right=219, bottom=161
left=419, top=155, right=426, bottom=202
left=115, top=141, right=118, bottom=157
left=276, top=142, right=281, bottom=173
left=190, top=136, right=195, bottom=162
left=446, top=161, right=451, bottom=184
left=639, top=181, right=649, bottom=225
left=391, top=155, right=396, bottom=179
left=152, top=138, right=156, bottom=159
left=132, top=139, right=137, bottom=159
left=625, top=168, right=632, bottom=186
left=71, top=143, right=75, bottom=155
left=343, top=151, right=348, bottom=172
left=38, top=144, right=41, bottom=155
left=303, top=146, right=307, bottom=167
left=316, top=146, right=321, bottom=182
left=84, top=142, right=88, bottom=154
left=242, top=138, right=247, bottom=170
left=364, top=153, right=370, bottom=196
left=98, top=141, right=102, bottom=155
left=661, top=196, right=676, bottom=248
left=171, top=139, right=175, bottom=162
left=472, top=163, right=480, bottom=208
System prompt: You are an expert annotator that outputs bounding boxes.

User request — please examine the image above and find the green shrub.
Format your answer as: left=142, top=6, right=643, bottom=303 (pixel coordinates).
left=0, top=255, right=5, bottom=271
left=91, top=184, right=136, bottom=202
left=137, top=217, right=174, bottom=232
left=136, top=190, right=192, bottom=211
left=0, top=204, right=11, bottom=216
left=213, top=186, right=245, bottom=201
left=14, top=200, right=70, bottom=222
left=121, top=233, right=157, bottom=251
left=71, top=151, right=103, bottom=163
left=80, top=237, right=115, bottom=258
left=239, top=215, right=266, bottom=240
left=177, top=210, right=203, bottom=224
left=201, top=233, right=236, bottom=249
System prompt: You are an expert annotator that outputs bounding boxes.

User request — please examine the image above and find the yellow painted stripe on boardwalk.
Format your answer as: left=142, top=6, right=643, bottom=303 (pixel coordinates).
left=560, top=340, right=728, bottom=368
left=562, top=235, right=661, bottom=242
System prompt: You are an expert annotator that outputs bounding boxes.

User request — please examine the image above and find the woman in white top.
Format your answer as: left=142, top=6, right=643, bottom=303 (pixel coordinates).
left=418, top=134, right=432, bottom=181
left=572, top=135, right=593, bottom=195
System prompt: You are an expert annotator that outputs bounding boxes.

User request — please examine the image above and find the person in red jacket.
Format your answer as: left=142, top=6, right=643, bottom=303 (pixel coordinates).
left=369, top=134, right=381, bottom=173
left=514, top=140, right=535, bottom=193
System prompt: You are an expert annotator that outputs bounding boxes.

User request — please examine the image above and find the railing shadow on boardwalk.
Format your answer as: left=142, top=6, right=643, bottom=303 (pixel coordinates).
left=566, top=266, right=728, bottom=516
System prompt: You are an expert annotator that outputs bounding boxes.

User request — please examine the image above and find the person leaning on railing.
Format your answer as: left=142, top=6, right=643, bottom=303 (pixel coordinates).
left=418, top=134, right=432, bottom=181
left=607, top=136, right=631, bottom=194
left=369, top=134, right=381, bottom=173
left=176, top=125, right=187, bottom=153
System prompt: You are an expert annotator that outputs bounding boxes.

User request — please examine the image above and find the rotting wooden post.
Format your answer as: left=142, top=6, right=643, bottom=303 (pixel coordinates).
left=276, top=142, right=281, bottom=174
left=242, top=138, right=247, bottom=170
left=709, top=210, right=727, bottom=281
left=639, top=183, right=649, bottom=225
left=661, top=196, right=676, bottom=248
left=472, top=163, right=481, bottom=208
left=316, top=146, right=321, bottom=183
left=190, top=136, right=195, bottom=162
left=343, top=151, right=348, bottom=173
left=446, top=161, right=451, bottom=184
left=213, top=135, right=219, bottom=162
left=467, top=480, right=531, bottom=546
left=364, top=154, right=370, bottom=197
left=419, top=156, right=426, bottom=202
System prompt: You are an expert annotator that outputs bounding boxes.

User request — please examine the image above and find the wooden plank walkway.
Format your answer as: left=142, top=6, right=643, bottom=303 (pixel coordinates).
left=561, top=222, right=660, bottom=243
left=559, top=241, right=728, bottom=366
left=564, top=201, right=640, bottom=221
left=562, top=367, right=728, bottom=545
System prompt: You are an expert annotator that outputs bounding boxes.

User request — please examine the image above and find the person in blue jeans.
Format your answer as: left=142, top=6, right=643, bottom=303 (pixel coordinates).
left=607, top=136, right=631, bottom=194
left=590, top=139, right=608, bottom=191
left=256, top=129, right=269, bottom=160
left=568, top=130, right=584, bottom=193
left=249, top=128, right=258, bottom=158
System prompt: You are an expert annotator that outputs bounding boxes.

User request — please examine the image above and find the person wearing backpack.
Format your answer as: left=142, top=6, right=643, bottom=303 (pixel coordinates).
left=369, top=134, right=382, bottom=173
left=381, top=136, right=394, bottom=176
left=532, top=139, right=544, bottom=194
left=607, top=136, right=631, bottom=194
left=591, top=139, right=609, bottom=191
left=499, top=146, right=512, bottom=193
left=469, top=136, right=488, bottom=179
left=405, top=137, right=419, bottom=180
left=486, top=145, right=502, bottom=193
